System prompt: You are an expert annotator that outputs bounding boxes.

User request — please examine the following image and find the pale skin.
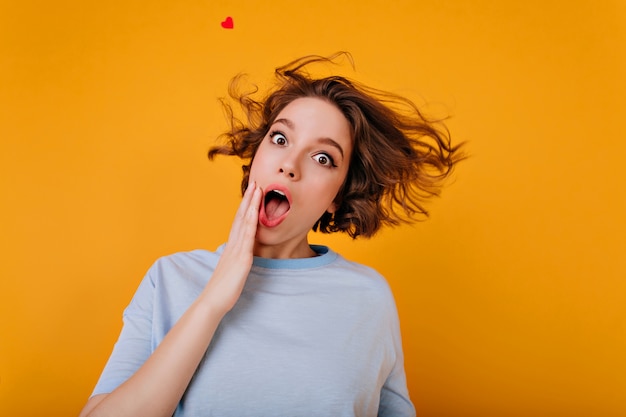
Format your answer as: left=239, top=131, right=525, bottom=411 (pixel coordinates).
left=79, top=98, right=353, bottom=417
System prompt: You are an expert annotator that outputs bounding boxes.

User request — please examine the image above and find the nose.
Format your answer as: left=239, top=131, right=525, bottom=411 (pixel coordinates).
left=279, top=168, right=295, bottom=178
left=279, top=157, right=300, bottom=180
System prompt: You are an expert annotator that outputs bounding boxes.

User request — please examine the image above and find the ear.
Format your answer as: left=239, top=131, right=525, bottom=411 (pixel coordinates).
left=326, top=201, right=338, bottom=214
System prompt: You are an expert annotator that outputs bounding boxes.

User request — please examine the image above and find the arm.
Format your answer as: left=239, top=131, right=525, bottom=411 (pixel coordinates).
left=378, top=362, right=416, bottom=417
left=378, top=291, right=416, bottom=417
left=79, top=183, right=263, bottom=417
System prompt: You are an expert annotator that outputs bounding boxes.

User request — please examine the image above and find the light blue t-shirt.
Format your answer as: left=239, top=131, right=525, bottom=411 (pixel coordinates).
left=93, top=245, right=415, bottom=416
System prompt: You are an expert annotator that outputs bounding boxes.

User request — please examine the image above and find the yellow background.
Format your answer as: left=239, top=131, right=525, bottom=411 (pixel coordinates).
left=1, top=1, right=625, bottom=416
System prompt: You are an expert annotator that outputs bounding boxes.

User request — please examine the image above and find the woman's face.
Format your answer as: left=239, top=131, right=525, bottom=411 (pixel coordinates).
left=248, top=97, right=353, bottom=259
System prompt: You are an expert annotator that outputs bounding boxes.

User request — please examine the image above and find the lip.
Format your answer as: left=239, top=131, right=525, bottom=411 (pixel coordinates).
left=259, top=183, right=292, bottom=228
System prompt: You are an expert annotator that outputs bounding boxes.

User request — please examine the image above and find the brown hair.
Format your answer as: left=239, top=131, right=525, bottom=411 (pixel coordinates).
left=208, top=52, right=465, bottom=238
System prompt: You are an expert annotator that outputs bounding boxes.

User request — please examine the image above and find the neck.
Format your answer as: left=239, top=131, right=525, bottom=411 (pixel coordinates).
left=253, top=240, right=317, bottom=259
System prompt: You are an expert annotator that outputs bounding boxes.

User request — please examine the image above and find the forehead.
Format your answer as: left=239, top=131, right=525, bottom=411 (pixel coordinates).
left=273, top=97, right=352, bottom=143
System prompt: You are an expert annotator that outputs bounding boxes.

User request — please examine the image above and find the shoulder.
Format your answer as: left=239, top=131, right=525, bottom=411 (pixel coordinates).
left=150, top=248, right=220, bottom=272
left=328, top=252, right=397, bottom=305
left=333, top=253, right=391, bottom=286
left=125, top=248, right=222, bottom=317
left=139, top=248, right=222, bottom=291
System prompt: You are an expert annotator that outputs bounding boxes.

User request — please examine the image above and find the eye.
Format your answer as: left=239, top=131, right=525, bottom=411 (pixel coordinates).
left=313, top=153, right=336, bottom=167
left=269, top=131, right=287, bottom=146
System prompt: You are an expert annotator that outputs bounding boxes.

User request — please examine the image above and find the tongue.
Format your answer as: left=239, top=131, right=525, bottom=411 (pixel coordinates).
left=265, top=197, right=290, bottom=220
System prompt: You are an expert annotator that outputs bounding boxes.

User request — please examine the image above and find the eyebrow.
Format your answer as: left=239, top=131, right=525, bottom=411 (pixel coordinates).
left=272, top=118, right=345, bottom=158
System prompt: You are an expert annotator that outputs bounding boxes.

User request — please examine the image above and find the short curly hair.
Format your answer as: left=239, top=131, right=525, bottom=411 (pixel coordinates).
left=208, top=52, right=464, bottom=238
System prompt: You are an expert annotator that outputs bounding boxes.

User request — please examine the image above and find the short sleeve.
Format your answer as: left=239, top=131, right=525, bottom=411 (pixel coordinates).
left=378, top=298, right=416, bottom=417
left=91, top=263, right=157, bottom=396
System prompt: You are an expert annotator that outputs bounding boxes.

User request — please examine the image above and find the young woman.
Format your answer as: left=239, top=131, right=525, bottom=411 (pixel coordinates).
left=80, top=53, right=463, bottom=417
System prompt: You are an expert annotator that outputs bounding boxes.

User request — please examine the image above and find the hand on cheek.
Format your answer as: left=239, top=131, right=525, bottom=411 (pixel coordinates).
left=202, top=182, right=262, bottom=314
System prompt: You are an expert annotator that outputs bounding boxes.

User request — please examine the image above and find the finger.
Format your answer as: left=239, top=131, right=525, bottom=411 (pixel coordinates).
left=234, top=185, right=261, bottom=249
left=247, top=186, right=262, bottom=222
left=228, top=182, right=257, bottom=237
left=234, top=181, right=257, bottom=221
left=241, top=186, right=262, bottom=242
left=227, top=182, right=260, bottom=247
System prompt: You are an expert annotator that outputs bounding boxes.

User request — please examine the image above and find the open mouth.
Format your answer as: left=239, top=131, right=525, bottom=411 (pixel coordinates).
left=260, top=188, right=291, bottom=227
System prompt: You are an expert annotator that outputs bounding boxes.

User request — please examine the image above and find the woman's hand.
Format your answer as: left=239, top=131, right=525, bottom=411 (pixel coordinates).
left=202, top=181, right=263, bottom=314
left=78, top=183, right=263, bottom=417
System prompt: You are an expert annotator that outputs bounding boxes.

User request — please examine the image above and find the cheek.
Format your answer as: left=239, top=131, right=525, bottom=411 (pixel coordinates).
left=312, top=175, right=345, bottom=204
left=248, top=152, right=269, bottom=178
left=252, top=142, right=279, bottom=167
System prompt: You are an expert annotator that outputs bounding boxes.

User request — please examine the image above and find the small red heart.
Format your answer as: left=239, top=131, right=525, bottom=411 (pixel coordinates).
left=221, top=16, right=234, bottom=29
